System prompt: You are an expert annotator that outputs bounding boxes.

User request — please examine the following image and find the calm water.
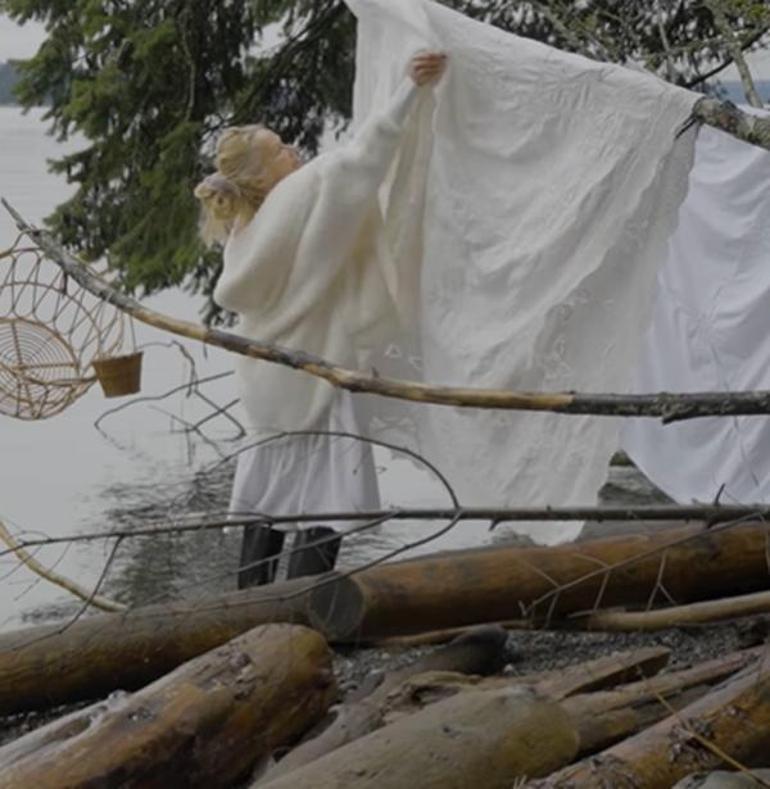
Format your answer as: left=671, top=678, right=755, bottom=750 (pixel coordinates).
left=0, top=106, right=517, bottom=634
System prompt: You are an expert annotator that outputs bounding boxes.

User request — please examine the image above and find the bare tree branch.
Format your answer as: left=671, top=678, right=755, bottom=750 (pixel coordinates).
left=9, top=202, right=770, bottom=422
left=0, top=518, right=126, bottom=613
left=3, top=503, right=770, bottom=561
left=704, top=0, right=763, bottom=107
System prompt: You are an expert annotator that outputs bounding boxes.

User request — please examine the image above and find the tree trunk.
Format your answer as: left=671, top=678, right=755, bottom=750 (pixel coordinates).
left=0, top=576, right=313, bottom=716
left=531, top=659, right=770, bottom=788
left=308, top=522, right=770, bottom=641
left=0, top=624, right=335, bottom=789
left=258, top=687, right=579, bottom=789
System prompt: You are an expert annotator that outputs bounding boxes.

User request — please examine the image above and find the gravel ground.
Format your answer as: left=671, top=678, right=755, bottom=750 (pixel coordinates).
left=332, top=618, right=767, bottom=701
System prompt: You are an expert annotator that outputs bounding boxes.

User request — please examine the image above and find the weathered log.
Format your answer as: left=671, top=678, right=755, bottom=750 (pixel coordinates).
left=575, top=589, right=770, bottom=632
left=572, top=686, right=708, bottom=756
left=411, top=646, right=753, bottom=712
left=0, top=624, right=335, bottom=789
left=361, top=624, right=509, bottom=696
left=263, top=625, right=509, bottom=780
left=309, top=522, right=770, bottom=641
left=258, top=686, right=579, bottom=789
left=492, top=647, right=673, bottom=697
left=379, top=647, right=671, bottom=715
left=532, top=647, right=670, bottom=699
left=559, top=648, right=762, bottom=756
left=0, top=576, right=314, bottom=716
left=673, top=770, right=770, bottom=788
left=367, top=619, right=527, bottom=648
left=531, top=660, right=770, bottom=788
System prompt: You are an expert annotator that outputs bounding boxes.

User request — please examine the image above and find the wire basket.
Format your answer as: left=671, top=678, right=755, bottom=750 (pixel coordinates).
left=0, top=234, right=127, bottom=419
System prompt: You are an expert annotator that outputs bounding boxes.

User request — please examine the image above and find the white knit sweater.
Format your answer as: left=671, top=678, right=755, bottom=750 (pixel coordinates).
left=214, top=80, right=424, bottom=432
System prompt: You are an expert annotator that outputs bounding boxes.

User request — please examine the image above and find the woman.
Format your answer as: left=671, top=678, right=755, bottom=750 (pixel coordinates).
left=195, top=51, right=446, bottom=584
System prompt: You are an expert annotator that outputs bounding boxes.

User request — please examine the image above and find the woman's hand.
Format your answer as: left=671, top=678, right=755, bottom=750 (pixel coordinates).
left=408, top=51, right=447, bottom=86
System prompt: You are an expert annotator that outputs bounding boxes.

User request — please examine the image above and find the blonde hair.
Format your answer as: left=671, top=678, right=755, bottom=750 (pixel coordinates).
left=194, top=125, right=274, bottom=246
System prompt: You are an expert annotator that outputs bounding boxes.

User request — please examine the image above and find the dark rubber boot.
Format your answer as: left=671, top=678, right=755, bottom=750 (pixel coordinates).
left=286, top=526, right=342, bottom=579
left=237, top=523, right=285, bottom=588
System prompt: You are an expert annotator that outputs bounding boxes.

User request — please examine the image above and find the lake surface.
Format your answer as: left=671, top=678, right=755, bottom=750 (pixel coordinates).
left=0, top=106, right=523, bottom=634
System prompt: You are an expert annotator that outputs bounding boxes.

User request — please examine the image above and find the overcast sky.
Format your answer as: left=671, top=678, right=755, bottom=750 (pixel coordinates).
left=3, top=11, right=770, bottom=81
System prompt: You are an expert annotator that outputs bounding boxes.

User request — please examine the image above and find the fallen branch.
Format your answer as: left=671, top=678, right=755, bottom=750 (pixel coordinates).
left=0, top=518, right=125, bottom=613
left=7, top=503, right=770, bottom=557
left=573, top=588, right=770, bottom=632
left=7, top=201, right=770, bottom=422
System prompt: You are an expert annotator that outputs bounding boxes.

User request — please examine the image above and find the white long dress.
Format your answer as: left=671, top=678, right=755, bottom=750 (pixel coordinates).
left=216, top=80, right=430, bottom=531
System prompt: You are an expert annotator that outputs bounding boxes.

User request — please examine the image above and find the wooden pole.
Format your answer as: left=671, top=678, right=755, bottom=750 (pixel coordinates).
left=0, top=624, right=336, bottom=789
left=7, top=200, right=770, bottom=422
left=0, top=576, right=314, bottom=716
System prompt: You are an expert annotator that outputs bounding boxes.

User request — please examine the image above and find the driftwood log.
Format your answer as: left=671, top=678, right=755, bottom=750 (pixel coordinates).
left=0, top=576, right=313, bottom=716
left=308, top=521, right=770, bottom=641
left=529, top=647, right=671, bottom=698
left=0, top=624, right=335, bottom=789
left=531, top=657, right=770, bottom=788
left=262, top=625, right=508, bottom=780
left=258, top=686, right=579, bottom=789
left=4, top=520, right=769, bottom=718
left=574, top=588, right=770, bottom=632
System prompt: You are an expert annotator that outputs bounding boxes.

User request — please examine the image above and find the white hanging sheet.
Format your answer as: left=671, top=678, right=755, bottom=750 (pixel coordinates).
left=622, top=116, right=770, bottom=505
left=346, top=0, right=699, bottom=542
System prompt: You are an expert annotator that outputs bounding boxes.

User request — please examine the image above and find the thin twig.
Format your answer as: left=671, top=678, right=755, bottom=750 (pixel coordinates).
left=524, top=512, right=767, bottom=619
left=11, top=536, right=125, bottom=651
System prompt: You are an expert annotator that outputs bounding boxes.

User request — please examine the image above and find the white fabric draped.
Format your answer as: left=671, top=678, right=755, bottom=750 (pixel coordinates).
left=623, top=118, right=770, bottom=506
left=347, top=0, right=698, bottom=541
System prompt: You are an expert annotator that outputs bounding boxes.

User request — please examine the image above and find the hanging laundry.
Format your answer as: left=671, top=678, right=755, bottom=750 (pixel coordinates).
left=345, top=0, right=699, bottom=541
left=623, top=116, right=770, bottom=506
